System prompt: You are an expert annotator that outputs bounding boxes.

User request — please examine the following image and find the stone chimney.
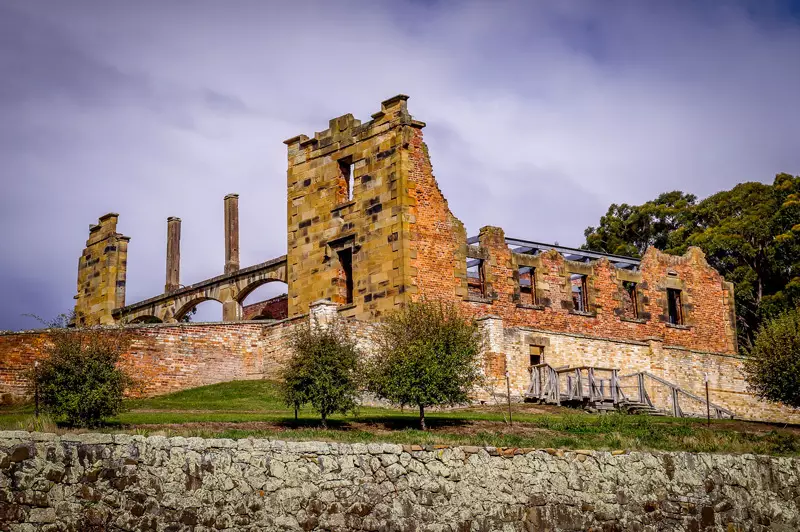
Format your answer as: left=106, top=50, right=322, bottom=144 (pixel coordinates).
left=224, top=194, right=240, bottom=274
left=165, top=217, right=181, bottom=293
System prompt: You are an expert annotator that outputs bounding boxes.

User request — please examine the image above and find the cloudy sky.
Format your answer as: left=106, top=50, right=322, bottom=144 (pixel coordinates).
left=1, top=0, right=799, bottom=329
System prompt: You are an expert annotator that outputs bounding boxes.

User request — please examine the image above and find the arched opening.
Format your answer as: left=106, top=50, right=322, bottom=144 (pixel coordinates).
left=239, top=279, right=288, bottom=321
left=128, top=315, right=163, bottom=324
left=175, top=297, right=223, bottom=323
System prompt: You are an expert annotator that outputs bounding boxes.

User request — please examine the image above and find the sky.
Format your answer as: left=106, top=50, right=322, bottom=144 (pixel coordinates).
left=1, top=0, right=799, bottom=329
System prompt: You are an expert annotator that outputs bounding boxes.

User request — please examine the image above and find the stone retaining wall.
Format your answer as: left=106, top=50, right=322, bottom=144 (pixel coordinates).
left=0, top=431, right=798, bottom=531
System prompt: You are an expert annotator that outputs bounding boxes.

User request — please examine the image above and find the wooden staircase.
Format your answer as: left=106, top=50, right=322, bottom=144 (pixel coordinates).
left=524, top=363, right=734, bottom=419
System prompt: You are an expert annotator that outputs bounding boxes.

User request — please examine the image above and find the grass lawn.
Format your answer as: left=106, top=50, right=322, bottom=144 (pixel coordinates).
left=2, top=380, right=798, bottom=456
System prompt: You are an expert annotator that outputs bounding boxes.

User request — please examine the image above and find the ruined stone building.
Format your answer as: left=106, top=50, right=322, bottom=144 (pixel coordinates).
left=1, top=95, right=795, bottom=422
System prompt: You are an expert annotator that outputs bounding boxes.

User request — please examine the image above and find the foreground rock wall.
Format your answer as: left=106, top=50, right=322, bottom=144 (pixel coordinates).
left=1, top=431, right=798, bottom=531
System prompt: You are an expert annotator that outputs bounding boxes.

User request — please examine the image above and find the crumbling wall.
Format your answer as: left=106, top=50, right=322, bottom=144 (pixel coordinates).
left=284, top=95, right=426, bottom=321
left=1, top=432, right=798, bottom=531
left=459, top=226, right=738, bottom=355
left=73, top=213, right=129, bottom=327
left=242, top=294, right=288, bottom=320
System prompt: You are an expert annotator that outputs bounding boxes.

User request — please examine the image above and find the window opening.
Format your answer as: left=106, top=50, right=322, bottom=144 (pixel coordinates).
left=667, top=288, right=683, bottom=325
left=529, top=345, right=543, bottom=366
left=338, top=157, right=355, bottom=202
left=621, top=280, right=639, bottom=319
left=337, top=248, right=354, bottom=305
left=571, top=274, right=588, bottom=312
left=467, top=258, right=485, bottom=298
left=519, top=266, right=536, bottom=305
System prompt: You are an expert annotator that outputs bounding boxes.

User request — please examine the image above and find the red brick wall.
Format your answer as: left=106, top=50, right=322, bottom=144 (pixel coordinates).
left=406, top=128, right=468, bottom=302
left=0, top=320, right=300, bottom=399
left=464, top=233, right=737, bottom=355
left=404, top=125, right=736, bottom=356
left=242, top=294, right=289, bottom=321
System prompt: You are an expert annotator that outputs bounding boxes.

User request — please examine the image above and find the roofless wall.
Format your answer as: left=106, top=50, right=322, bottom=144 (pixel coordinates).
left=72, top=94, right=736, bottom=355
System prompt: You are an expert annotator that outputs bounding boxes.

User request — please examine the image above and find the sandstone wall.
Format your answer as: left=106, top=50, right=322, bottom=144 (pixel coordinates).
left=479, top=320, right=800, bottom=424
left=1, top=431, right=798, bottom=531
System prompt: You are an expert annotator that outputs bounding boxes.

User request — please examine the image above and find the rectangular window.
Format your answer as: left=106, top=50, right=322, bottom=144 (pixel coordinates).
left=337, top=248, right=354, bottom=305
left=338, top=157, right=355, bottom=202
left=519, top=266, right=536, bottom=305
left=571, top=274, right=588, bottom=313
left=467, top=258, right=485, bottom=298
left=529, top=345, right=543, bottom=366
left=621, top=280, right=639, bottom=319
left=667, top=288, right=683, bottom=325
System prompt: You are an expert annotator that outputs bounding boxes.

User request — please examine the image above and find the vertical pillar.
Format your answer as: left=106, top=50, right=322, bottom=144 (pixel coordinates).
left=224, top=193, right=240, bottom=274
left=165, top=217, right=181, bottom=293
left=309, top=299, right=339, bottom=328
left=73, top=213, right=130, bottom=326
left=476, top=315, right=507, bottom=394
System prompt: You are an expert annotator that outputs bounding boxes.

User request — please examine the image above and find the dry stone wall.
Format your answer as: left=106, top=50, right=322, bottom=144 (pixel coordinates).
left=1, top=431, right=798, bottom=531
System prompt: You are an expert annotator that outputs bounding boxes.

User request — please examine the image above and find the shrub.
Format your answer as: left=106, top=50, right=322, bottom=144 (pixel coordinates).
left=33, top=328, right=133, bottom=427
left=744, top=308, right=800, bottom=408
left=367, top=300, right=484, bottom=430
left=281, top=319, right=361, bottom=428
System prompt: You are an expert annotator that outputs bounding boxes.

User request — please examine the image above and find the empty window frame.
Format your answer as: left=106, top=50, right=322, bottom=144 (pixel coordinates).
left=338, top=156, right=355, bottom=202
left=337, top=248, right=354, bottom=305
left=529, top=345, right=543, bottom=366
left=519, top=266, right=536, bottom=305
left=466, top=258, right=485, bottom=298
left=571, top=274, right=589, bottom=313
left=667, top=288, right=683, bottom=325
left=621, top=280, right=639, bottom=319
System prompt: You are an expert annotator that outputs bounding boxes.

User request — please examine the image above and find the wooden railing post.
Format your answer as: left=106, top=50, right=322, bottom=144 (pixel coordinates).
left=637, top=373, right=645, bottom=404
left=671, top=387, right=681, bottom=417
left=611, top=370, right=619, bottom=404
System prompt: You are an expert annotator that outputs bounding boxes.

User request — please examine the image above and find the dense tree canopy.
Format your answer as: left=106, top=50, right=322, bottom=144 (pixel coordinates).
left=744, top=308, right=800, bottom=408
left=584, top=173, right=800, bottom=349
left=281, top=319, right=361, bottom=428
left=366, top=300, right=484, bottom=430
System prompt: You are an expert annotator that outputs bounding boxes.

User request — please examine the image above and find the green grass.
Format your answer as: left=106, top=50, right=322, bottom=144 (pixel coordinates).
left=1, top=379, right=798, bottom=456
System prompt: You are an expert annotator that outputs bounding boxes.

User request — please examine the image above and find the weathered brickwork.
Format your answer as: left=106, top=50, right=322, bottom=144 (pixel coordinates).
left=2, top=432, right=799, bottom=531
left=242, top=294, right=288, bottom=321
left=0, top=322, right=296, bottom=398
left=456, top=229, right=738, bottom=355
left=73, top=214, right=129, bottom=327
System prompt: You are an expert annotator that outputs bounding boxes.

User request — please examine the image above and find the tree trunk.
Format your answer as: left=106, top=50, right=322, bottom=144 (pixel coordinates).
left=419, top=404, right=426, bottom=431
left=321, top=413, right=327, bottom=429
left=294, top=405, right=298, bottom=421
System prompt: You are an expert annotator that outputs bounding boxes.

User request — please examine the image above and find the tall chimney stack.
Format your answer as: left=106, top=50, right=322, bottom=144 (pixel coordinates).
left=165, top=217, right=181, bottom=292
left=224, top=194, right=240, bottom=274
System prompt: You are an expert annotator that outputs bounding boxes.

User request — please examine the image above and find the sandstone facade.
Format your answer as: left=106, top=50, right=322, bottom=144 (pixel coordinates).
left=1, top=431, right=799, bottom=531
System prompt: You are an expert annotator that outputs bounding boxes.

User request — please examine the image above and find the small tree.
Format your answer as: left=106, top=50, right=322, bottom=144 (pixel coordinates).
left=281, top=319, right=361, bottom=428
left=367, top=300, right=484, bottom=430
left=33, top=327, right=133, bottom=427
left=744, top=308, right=800, bottom=408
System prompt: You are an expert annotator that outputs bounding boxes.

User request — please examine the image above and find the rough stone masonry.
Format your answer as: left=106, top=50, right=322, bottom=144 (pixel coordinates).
left=0, top=431, right=798, bottom=531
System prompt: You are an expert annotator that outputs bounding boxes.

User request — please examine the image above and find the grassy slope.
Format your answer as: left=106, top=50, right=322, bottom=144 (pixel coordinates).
left=1, top=380, right=798, bottom=455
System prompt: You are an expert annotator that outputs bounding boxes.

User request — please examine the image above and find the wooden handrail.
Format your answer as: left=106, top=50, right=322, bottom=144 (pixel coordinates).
left=620, top=370, right=734, bottom=418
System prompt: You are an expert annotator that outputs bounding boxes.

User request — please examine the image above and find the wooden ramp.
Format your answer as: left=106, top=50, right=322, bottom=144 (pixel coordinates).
left=524, top=364, right=734, bottom=419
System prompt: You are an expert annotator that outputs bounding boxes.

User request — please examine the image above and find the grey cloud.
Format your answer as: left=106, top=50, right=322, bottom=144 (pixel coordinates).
left=1, top=0, right=799, bottom=330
